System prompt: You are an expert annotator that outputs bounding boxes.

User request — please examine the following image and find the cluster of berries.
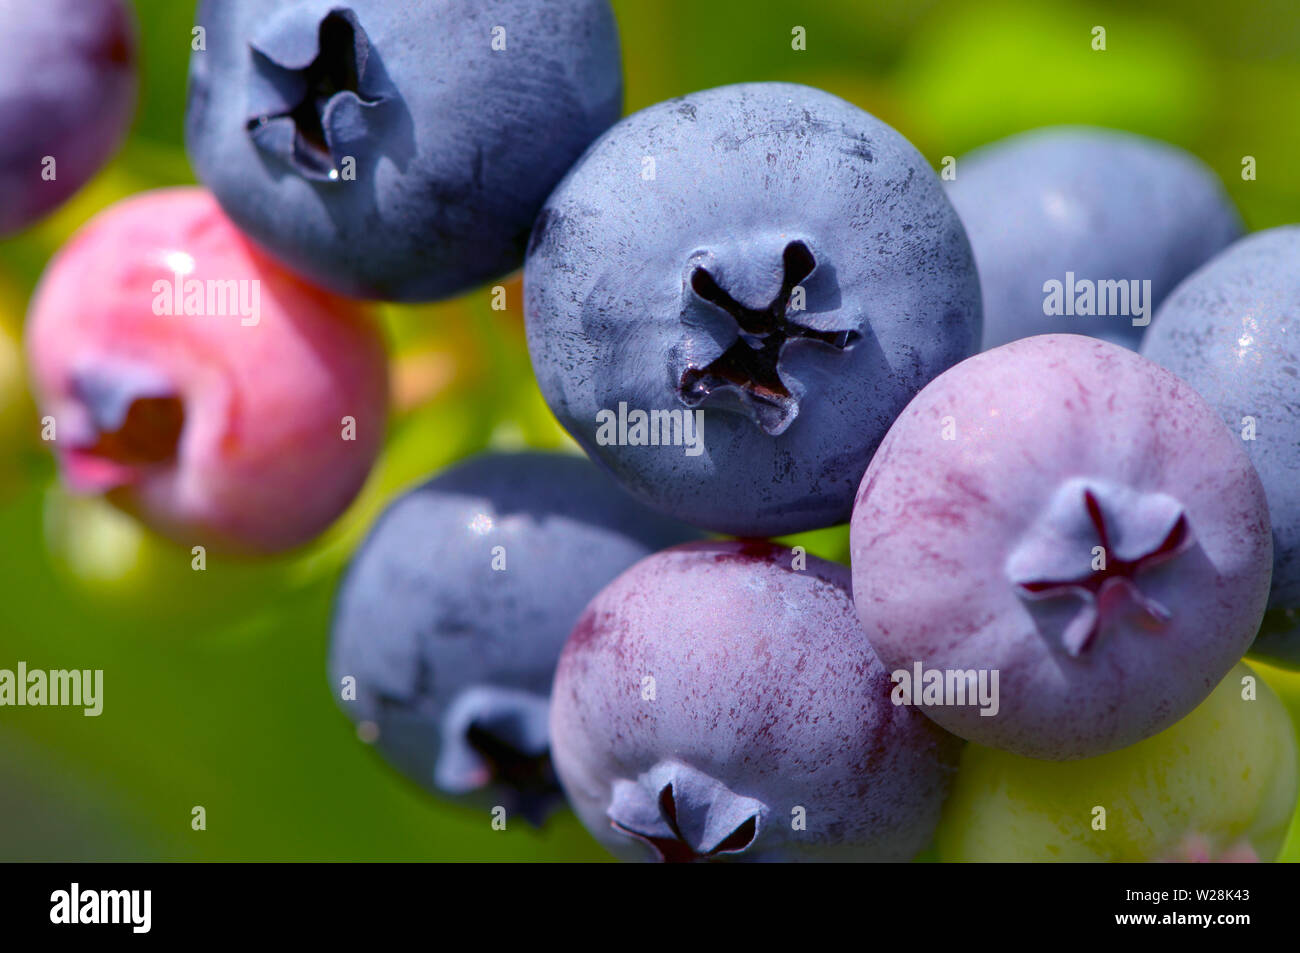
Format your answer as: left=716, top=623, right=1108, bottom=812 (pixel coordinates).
left=5, top=0, right=1297, bottom=862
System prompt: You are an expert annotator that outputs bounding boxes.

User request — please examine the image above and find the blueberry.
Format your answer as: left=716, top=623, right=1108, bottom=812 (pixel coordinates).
left=25, top=188, right=389, bottom=555
left=525, top=82, right=981, bottom=537
left=328, top=452, right=699, bottom=824
left=550, top=540, right=961, bottom=861
left=946, top=127, right=1242, bottom=351
left=185, top=0, right=623, bottom=301
left=0, top=0, right=137, bottom=236
left=850, top=334, right=1273, bottom=760
left=1141, top=228, right=1300, bottom=668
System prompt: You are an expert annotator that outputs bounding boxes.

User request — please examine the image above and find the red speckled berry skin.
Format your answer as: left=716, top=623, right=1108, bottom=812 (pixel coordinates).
left=851, top=334, right=1272, bottom=760
left=551, top=540, right=960, bottom=862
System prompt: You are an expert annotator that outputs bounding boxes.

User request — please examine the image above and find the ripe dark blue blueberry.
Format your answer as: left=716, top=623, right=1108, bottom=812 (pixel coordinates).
left=0, top=0, right=137, bottom=236
left=946, top=127, right=1242, bottom=351
left=328, top=452, right=698, bottom=823
left=1141, top=228, right=1300, bottom=668
left=525, top=82, right=981, bottom=537
left=550, top=540, right=962, bottom=861
left=186, top=0, right=622, bottom=301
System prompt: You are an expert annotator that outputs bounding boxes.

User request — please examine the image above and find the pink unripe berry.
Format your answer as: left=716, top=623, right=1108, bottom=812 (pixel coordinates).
left=26, top=188, right=389, bottom=554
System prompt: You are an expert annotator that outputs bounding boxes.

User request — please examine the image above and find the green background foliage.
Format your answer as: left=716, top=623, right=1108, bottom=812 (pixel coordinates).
left=1, top=0, right=1298, bottom=861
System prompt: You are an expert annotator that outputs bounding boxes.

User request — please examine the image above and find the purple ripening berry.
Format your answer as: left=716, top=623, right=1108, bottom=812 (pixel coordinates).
left=550, top=540, right=961, bottom=861
left=850, top=334, right=1273, bottom=760
left=0, top=0, right=137, bottom=236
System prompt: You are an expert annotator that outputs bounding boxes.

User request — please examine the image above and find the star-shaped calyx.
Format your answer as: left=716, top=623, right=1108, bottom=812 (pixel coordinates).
left=1007, top=478, right=1195, bottom=656
left=676, top=240, right=859, bottom=436
left=431, top=685, right=560, bottom=826
left=369, top=678, right=560, bottom=827
left=607, top=761, right=766, bottom=863
left=245, top=6, right=397, bottom=180
left=51, top=362, right=185, bottom=493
